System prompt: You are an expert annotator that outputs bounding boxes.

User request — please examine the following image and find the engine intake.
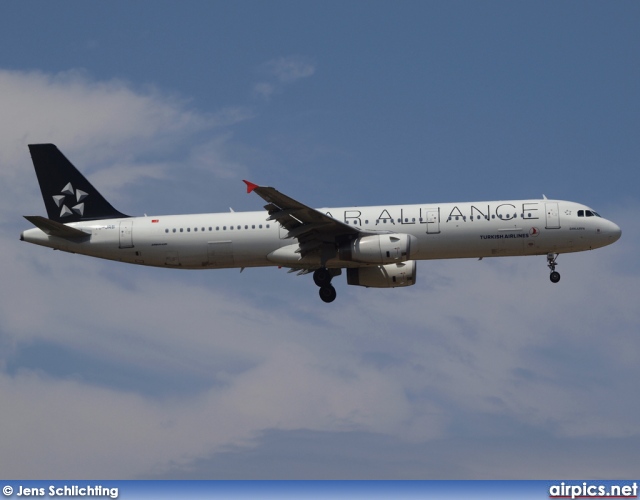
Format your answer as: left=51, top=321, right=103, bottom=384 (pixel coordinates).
left=347, top=261, right=417, bottom=288
left=338, top=233, right=416, bottom=264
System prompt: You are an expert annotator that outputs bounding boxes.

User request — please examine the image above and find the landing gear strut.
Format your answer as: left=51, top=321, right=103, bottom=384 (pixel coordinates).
left=314, top=267, right=338, bottom=303
left=547, top=253, right=560, bottom=283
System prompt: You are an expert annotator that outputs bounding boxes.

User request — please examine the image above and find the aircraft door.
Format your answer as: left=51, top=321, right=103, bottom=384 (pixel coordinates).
left=119, top=220, right=134, bottom=248
left=425, top=208, right=440, bottom=234
left=545, top=203, right=560, bottom=229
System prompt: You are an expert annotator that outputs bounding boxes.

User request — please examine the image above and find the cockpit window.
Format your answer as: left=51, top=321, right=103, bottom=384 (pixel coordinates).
left=578, top=209, right=602, bottom=218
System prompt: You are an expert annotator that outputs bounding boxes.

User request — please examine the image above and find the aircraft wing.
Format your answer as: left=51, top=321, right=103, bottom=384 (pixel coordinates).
left=244, top=180, right=361, bottom=264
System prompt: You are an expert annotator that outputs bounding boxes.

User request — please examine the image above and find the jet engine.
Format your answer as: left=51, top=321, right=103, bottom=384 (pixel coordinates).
left=346, top=260, right=417, bottom=288
left=338, top=233, right=417, bottom=264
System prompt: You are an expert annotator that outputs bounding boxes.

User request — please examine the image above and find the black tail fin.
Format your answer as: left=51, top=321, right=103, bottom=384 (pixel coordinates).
left=28, top=144, right=129, bottom=222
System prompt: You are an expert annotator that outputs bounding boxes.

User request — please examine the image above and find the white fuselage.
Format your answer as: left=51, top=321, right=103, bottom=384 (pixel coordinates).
left=21, top=199, right=621, bottom=270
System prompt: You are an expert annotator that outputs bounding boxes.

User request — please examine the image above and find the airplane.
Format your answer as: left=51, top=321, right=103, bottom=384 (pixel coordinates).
left=20, top=144, right=622, bottom=303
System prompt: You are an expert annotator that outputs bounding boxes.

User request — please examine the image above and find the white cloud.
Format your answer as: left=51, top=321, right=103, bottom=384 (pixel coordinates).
left=0, top=241, right=422, bottom=476
left=0, top=69, right=258, bottom=218
left=0, top=69, right=209, bottom=168
left=189, top=134, right=250, bottom=180
left=253, top=82, right=276, bottom=99
left=265, top=56, right=316, bottom=83
left=253, top=56, right=316, bottom=100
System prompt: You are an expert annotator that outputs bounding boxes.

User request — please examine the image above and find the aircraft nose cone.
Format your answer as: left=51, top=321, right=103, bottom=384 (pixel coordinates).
left=610, top=222, right=622, bottom=242
left=605, top=220, right=622, bottom=243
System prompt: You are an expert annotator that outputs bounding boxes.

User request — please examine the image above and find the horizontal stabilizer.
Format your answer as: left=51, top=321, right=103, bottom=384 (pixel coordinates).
left=24, top=216, right=90, bottom=240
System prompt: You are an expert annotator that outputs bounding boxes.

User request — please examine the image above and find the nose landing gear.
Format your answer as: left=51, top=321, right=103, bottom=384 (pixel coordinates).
left=547, top=253, right=560, bottom=283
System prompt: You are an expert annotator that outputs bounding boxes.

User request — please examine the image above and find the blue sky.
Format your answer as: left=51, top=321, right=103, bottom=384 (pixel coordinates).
left=1, top=1, right=639, bottom=479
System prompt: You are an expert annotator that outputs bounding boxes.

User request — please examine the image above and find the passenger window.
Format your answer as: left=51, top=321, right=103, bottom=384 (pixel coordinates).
left=165, top=229, right=169, bottom=233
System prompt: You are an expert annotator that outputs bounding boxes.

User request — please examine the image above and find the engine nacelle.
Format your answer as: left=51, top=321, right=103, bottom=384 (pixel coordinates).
left=338, top=233, right=417, bottom=264
left=346, top=260, right=417, bottom=288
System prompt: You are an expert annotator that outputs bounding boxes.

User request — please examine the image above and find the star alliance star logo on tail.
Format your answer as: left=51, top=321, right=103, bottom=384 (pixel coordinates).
left=52, top=182, right=88, bottom=217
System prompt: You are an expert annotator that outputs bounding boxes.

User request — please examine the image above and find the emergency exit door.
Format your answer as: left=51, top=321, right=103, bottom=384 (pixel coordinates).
left=545, top=203, right=560, bottom=229
left=119, top=220, right=134, bottom=248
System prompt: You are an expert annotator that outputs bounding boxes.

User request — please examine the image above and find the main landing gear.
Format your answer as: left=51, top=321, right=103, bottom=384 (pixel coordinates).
left=314, top=267, right=338, bottom=303
left=547, top=253, right=561, bottom=283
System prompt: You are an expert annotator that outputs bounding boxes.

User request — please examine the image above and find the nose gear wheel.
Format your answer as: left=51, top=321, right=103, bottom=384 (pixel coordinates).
left=547, top=253, right=560, bottom=283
